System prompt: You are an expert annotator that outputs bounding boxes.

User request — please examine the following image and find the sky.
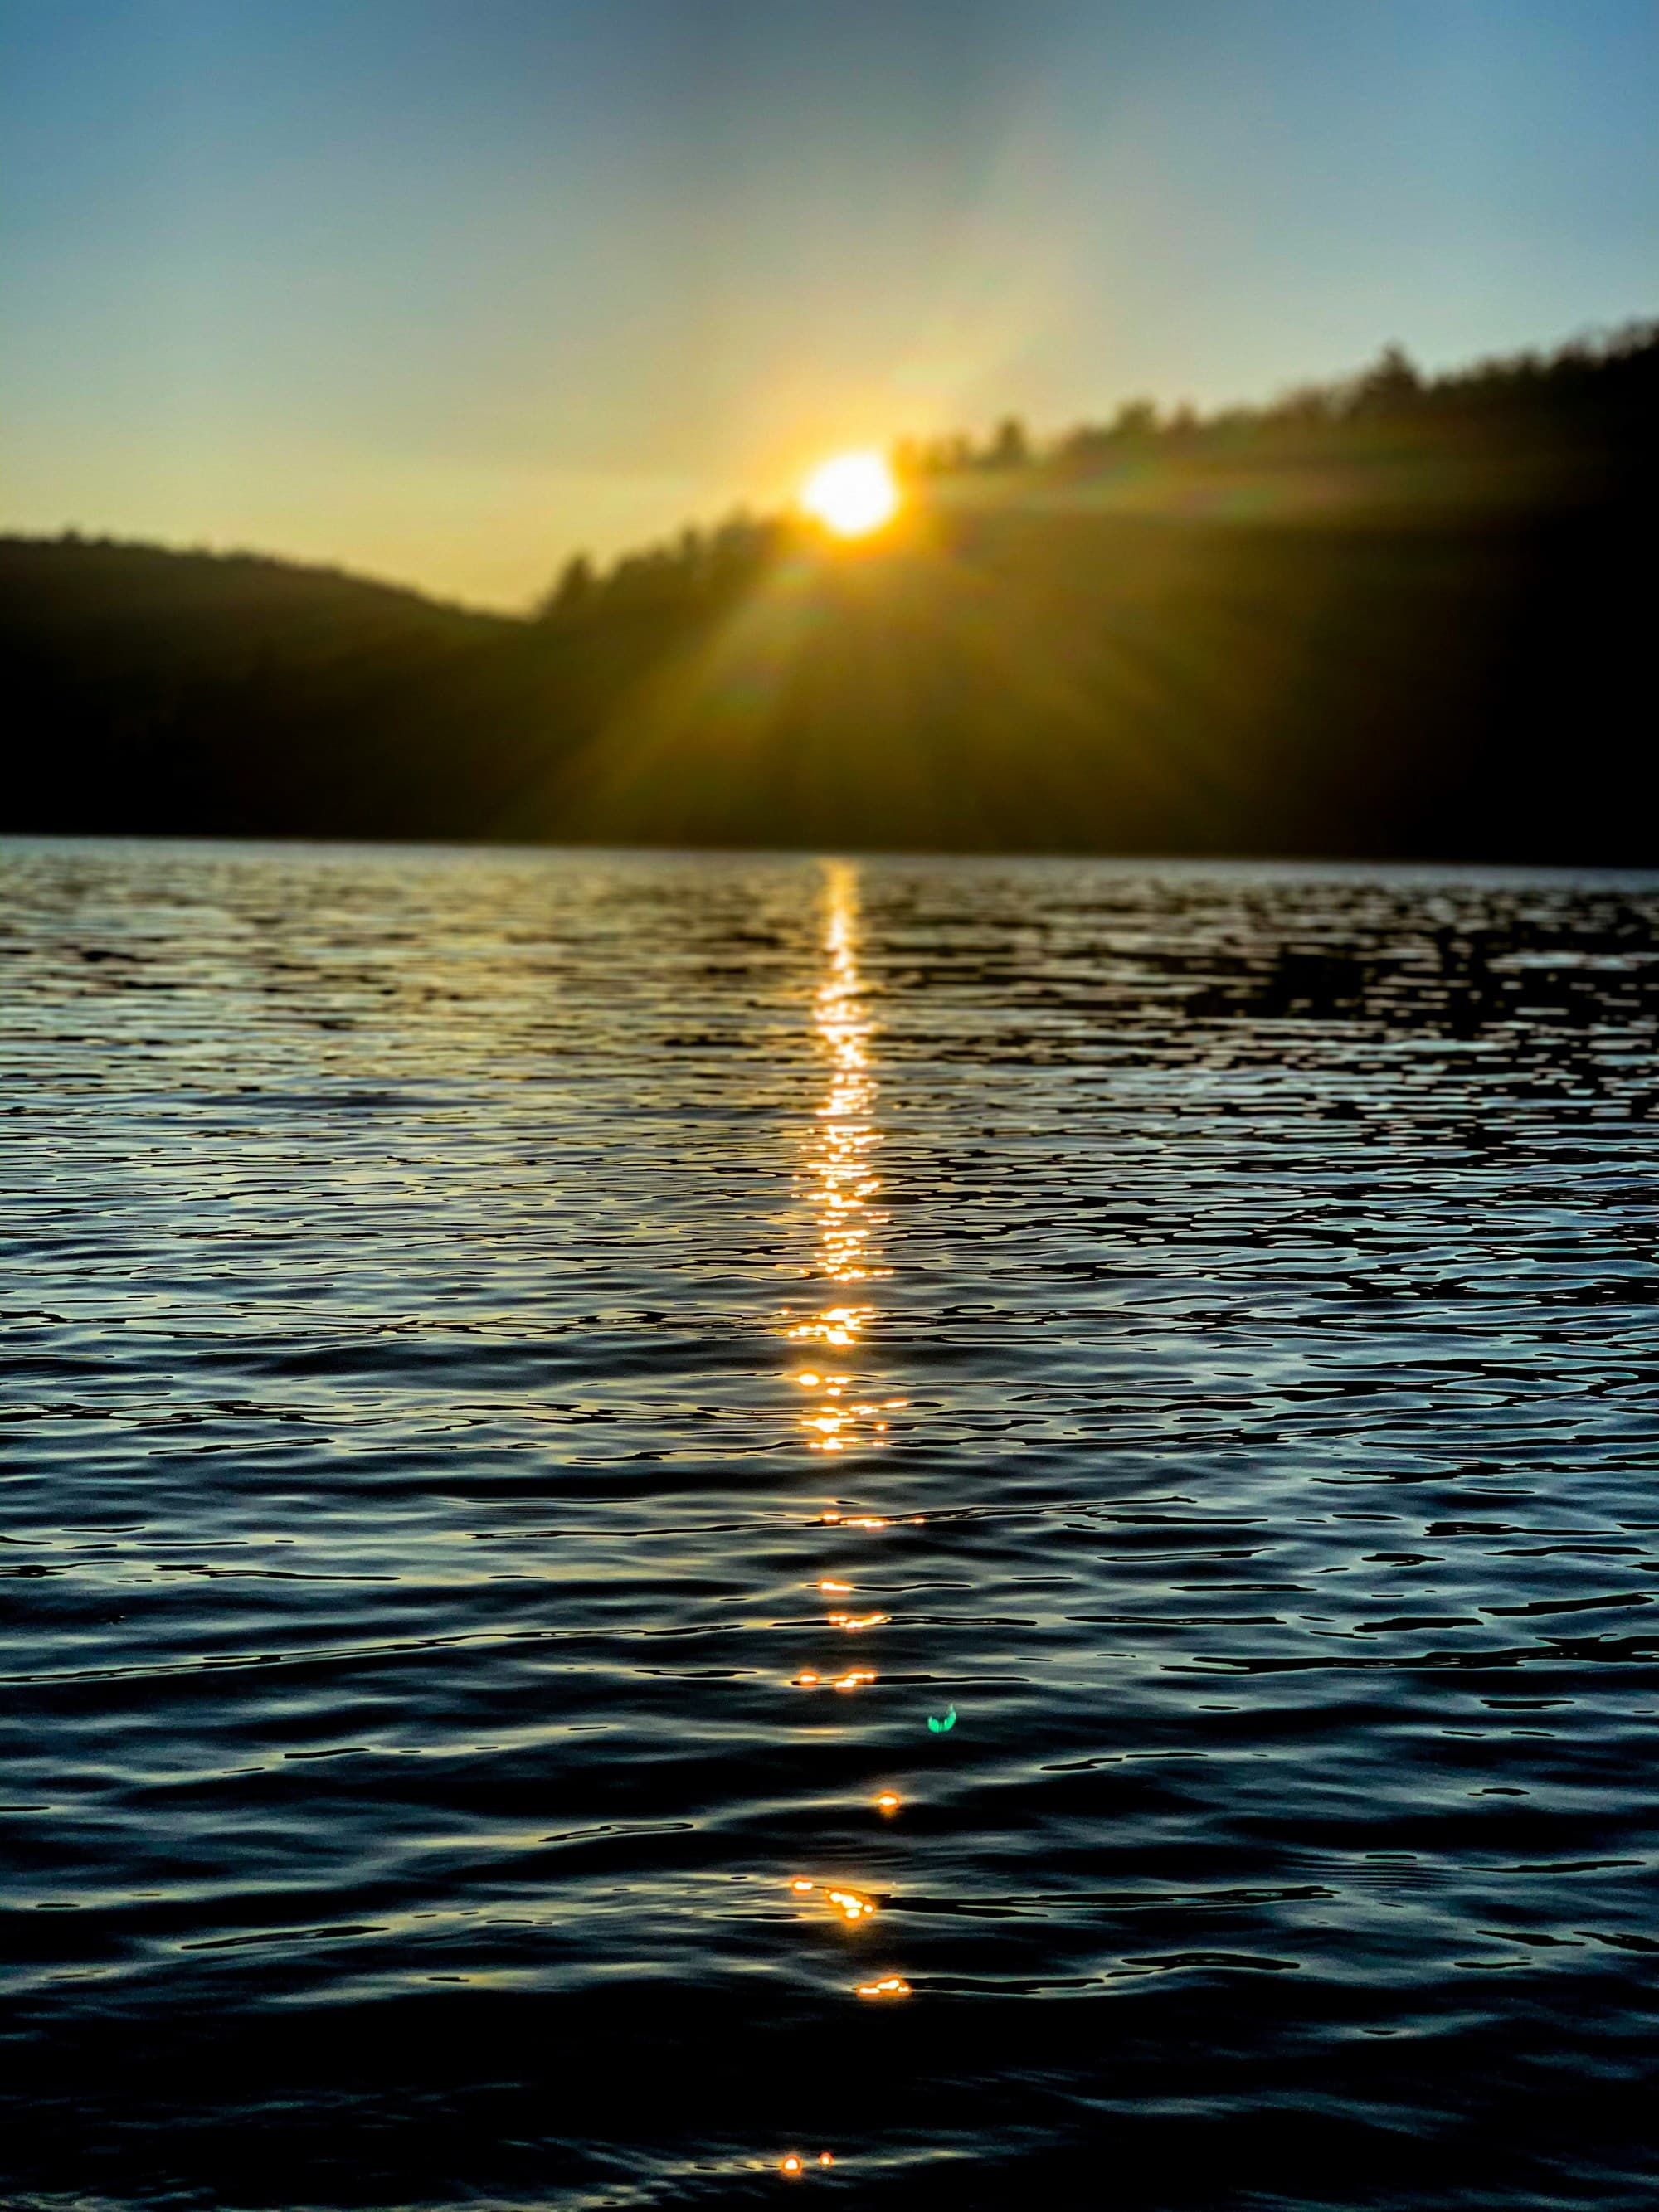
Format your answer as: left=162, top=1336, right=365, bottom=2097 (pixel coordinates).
left=3, top=0, right=1657, bottom=610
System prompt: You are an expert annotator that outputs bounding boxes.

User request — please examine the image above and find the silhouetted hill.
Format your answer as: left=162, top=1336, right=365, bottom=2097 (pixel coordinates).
left=3, top=326, right=1655, bottom=860
left=893, top=321, right=1658, bottom=487
left=0, top=538, right=516, bottom=836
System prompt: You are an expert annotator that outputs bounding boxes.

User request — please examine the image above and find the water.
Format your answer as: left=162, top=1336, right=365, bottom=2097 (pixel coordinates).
left=3, top=837, right=1658, bottom=2210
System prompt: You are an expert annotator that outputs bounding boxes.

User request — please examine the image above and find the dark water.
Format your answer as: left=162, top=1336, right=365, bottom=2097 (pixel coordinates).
left=4, top=839, right=1659, bottom=2210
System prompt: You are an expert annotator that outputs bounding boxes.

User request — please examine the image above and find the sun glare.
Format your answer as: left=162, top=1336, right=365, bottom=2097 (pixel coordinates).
left=800, top=450, right=899, bottom=538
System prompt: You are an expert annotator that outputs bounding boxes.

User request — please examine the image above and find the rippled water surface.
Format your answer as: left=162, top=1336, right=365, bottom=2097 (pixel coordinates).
left=4, top=838, right=1659, bottom=2210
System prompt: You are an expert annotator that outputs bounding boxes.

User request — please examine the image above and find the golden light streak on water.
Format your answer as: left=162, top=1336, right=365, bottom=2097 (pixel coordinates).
left=776, top=862, right=914, bottom=2043
left=786, top=1877, right=874, bottom=1923
left=782, top=861, right=891, bottom=1455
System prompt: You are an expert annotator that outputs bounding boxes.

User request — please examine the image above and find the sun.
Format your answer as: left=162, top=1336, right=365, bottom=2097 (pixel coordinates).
left=800, top=449, right=900, bottom=538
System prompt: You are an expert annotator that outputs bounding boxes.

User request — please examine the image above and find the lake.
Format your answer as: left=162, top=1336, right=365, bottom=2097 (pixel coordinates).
left=3, top=838, right=1657, bottom=2209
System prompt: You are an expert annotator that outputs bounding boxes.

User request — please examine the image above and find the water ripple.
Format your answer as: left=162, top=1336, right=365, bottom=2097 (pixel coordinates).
left=2, top=839, right=1657, bottom=2209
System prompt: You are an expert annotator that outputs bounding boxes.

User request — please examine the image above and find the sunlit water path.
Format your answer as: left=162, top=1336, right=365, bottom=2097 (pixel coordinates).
left=2, top=839, right=1659, bottom=2209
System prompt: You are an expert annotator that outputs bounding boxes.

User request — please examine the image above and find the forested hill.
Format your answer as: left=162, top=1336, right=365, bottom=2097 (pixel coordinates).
left=3, top=327, right=1655, bottom=863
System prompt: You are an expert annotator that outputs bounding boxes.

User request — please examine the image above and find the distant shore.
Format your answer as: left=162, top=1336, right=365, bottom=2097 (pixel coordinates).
left=5, top=326, right=1652, bottom=866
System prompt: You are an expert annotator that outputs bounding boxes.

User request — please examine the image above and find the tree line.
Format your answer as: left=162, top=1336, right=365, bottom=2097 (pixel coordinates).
left=2, top=319, right=1652, bottom=861
left=530, top=322, right=1656, bottom=632
left=893, top=320, right=1659, bottom=479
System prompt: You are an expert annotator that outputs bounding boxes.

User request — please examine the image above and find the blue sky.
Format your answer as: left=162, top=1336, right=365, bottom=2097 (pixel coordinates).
left=3, top=0, right=1656, bottom=606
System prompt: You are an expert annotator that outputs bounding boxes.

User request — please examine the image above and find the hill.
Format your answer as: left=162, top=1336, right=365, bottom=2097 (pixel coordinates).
left=2, top=327, right=1655, bottom=860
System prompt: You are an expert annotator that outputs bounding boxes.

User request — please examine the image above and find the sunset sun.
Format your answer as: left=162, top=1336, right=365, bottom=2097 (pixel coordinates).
left=800, top=449, right=900, bottom=537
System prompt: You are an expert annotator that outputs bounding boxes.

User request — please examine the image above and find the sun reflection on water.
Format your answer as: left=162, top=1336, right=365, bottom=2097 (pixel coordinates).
left=784, top=861, right=889, bottom=1455
left=776, top=860, right=917, bottom=2033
